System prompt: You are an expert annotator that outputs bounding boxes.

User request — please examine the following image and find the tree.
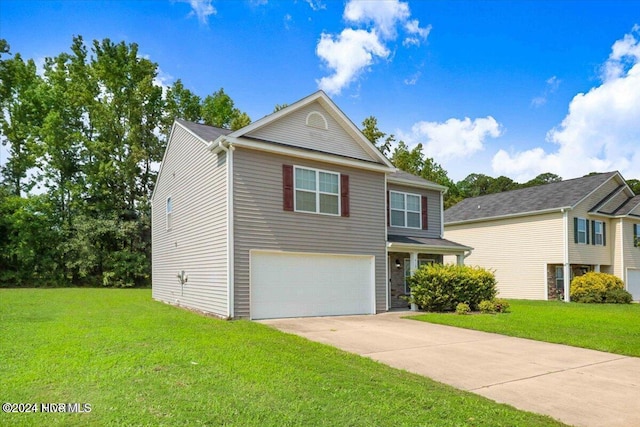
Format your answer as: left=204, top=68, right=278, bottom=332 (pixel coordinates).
left=457, top=173, right=495, bottom=198
left=626, top=179, right=640, bottom=194
left=523, top=173, right=562, bottom=188
left=273, top=103, right=288, bottom=112
left=201, top=88, right=250, bottom=129
left=230, top=111, right=251, bottom=130
left=361, top=116, right=393, bottom=156
left=163, top=79, right=202, bottom=136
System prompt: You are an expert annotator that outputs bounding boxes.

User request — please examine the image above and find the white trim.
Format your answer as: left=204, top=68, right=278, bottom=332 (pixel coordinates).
left=387, top=241, right=472, bottom=254
left=217, top=143, right=235, bottom=318
left=293, top=165, right=340, bottom=216
left=440, top=191, right=444, bottom=238
left=214, top=135, right=395, bottom=173
left=620, top=218, right=625, bottom=277
left=384, top=173, right=389, bottom=311
left=387, top=176, right=448, bottom=192
left=562, top=209, right=571, bottom=302
left=389, top=190, right=422, bottom=229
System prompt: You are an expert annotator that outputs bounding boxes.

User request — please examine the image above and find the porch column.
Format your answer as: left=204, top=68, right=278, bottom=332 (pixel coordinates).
left=594, top=264, right=601, bottom=272
left=410, top=252, right=418, bottom=311
left=456, top=254, right=464, bottom=265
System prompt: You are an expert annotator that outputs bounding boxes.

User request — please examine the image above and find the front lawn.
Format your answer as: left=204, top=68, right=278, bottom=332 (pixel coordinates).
left=0, top=289, right=563, bottom=426
left=409, top=300, right=640, bottom=357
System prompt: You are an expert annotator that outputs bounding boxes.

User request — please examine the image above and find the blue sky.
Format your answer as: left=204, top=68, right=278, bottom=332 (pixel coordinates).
left=1, top=0, right=639, bottom=182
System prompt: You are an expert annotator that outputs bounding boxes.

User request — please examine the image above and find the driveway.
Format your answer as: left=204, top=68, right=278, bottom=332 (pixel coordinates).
left=260, top=311, right=640, bottom=427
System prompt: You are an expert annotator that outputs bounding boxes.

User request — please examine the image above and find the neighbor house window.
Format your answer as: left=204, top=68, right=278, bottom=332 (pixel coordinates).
left=576, top=218, right=588, bottom=244
left=593, top=220, right=604, bottom=245
left=294, top=166, right=340, bottom=215
left=166, top=197, right=172, bottom=230
left=634, top=224, right=640, bottom=247
left=390, top=191, right=421, bottom=228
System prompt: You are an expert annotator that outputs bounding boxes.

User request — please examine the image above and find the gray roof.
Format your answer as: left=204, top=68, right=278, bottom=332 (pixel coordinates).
left=445, top=172, right=623, bottom=224
left=177, top=119, right=232, bottom=142
left=388, top=170, right=446, bottom=190
left=614, top=195, right=640, bottom=216
left=388, top=235, right=472, bottom=251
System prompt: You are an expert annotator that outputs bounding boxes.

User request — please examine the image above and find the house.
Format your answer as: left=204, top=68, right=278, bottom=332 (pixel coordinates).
left=444, top=172, right=640, bottom=301
left=151, top=91, right=471, bottom=319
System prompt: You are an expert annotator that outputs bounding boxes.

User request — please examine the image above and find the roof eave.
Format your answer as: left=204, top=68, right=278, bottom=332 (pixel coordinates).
left=445, top=206, right=571, bottom=226
left=387, top=176, right=448, bottom=192
left=387, top=241, right=473, bottom=254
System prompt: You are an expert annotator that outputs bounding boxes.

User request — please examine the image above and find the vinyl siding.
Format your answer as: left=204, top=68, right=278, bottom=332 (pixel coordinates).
left=232, top=148, right=387, bottom=318
left=151, top=124, right=228, bottom=316
left=612, top=219, right=624, bottom=278
left=444, top=212, right=564, bottom=299
left=623, top=219, right=640, bottom=270
left=568, top=180, right=620, bottom=266
left=245, top=101, right=374, bottom=162
left=387, top=184, right=442, bottom=238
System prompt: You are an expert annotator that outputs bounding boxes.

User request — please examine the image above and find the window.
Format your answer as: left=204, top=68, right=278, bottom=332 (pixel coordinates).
left=404, top=258, right=434, bottom=293
left=576, top=218, right=588, bottom=244
left=593, top=220, right=604, bottom=245
left=166, top=197, right=173, bottom=230
left=555, top=266, right=564, bottom=293
left=390, top=191, right=421, bottom=228
left=294, top=166, right=340, bottom=215
left=634, top=224, right=640, bottom=247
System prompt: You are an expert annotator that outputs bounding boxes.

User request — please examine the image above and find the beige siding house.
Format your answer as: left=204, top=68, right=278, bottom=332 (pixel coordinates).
left=444, top=172, right=640, bottom=301
left=152, top=91, right=470, bottom=319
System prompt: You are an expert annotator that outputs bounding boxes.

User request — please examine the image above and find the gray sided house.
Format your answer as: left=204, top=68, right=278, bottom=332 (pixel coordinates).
left=444, top=172, right=640, bottom=301
left=152, top=91, right=471, bottom=319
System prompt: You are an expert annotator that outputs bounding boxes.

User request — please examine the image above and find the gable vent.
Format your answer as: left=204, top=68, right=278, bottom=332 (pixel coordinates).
left=306, top=111, right=328, bottom=130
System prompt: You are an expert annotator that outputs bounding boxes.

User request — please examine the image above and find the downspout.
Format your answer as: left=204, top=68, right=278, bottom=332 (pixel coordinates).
left=562, top=208, right=571, bottom=302
left=440, top=190, right=445, bottom=238
left=620, top=218, right=625, bottom=284
left=384, top=173, right=389, bottom=312
left=217, top=140, right=235, bottom=318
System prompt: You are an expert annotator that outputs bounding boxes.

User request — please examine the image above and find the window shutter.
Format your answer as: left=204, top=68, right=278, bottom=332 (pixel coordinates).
left=282, top=164, right=294, bottom=211
left=586, top=220, right=590, bottom=244
left=591, top=220, right=596, bottom=246
left=422, top=196, right=428, bottom=230
left=574, top=218, right=578, bottom=243
left=603, top=222, right=606, bottom=246
left=340, top=174, right=350, bottom=217
left=386, top=190, right=390, bottom=226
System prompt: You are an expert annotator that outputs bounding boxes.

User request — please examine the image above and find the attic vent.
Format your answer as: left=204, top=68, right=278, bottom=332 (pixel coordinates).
left=306, top=111, right=328, bottom=130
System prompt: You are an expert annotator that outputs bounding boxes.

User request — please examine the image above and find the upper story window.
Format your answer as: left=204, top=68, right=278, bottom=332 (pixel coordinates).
left=634, top=224, right=640, bottom=247
left=166, top=197, right=173, bottom=230
left=593, top=220, right=604, bottom=245
left=390, top=191, right=421, bottom=228
left=575, top=218, right=588, bottom=244
left=294, top=166, right=340, bottom=215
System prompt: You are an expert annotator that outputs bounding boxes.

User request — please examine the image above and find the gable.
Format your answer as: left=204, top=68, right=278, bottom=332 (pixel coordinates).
left=244, top=100, right=376, bottom=162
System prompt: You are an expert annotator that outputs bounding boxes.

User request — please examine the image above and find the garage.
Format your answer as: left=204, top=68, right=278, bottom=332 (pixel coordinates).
left=250, top=250, right=375, bottom=320
left=627, top=268, right=640, bottom=301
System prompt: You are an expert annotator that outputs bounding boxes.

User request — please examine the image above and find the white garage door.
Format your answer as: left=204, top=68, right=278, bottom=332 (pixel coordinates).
left=250, top=251, right=375, bottom=320
left=627, top=269, right=640, bottom=301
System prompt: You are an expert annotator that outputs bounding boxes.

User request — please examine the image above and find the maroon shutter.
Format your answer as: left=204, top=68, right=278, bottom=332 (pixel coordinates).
left=386, top=190, right=390, bottom=226
left=422, top=196, right=428, bottom=230
left=283, top=164, right=293, bottom=211
left=340, top=174, right=350, bottom=217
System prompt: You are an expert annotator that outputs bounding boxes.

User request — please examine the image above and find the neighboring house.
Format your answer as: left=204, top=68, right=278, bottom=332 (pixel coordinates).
left=444, top=172, right=640, bottom=301
left=152, top=91, right=471, bottom=319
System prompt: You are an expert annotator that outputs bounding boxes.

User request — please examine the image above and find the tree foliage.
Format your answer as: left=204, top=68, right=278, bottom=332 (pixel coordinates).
left=0, top=37, right=250, bottom=287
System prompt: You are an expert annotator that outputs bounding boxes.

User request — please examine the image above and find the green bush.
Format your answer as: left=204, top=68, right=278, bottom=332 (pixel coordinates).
left=604, top=288, right=633, bottom=304
left=455, top=302, right=471, bottom=315
left=478, top=300, right=496, bottom=314
left=570, top=272, right=630, bottom=304
left=494, top=298, right=511, bottom=313
left=407, top=264, right=497, bottom=312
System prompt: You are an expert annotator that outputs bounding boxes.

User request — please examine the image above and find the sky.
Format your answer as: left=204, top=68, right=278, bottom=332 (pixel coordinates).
left=1, top=0, right=639, bottom=183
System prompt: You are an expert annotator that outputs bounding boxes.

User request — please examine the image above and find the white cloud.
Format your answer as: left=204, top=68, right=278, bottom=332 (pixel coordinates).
left=404, top=71, right=421, bottom=85
left=316, top=29, right=389, bottom=95
left=494, top=27, right=640, bottom=181
left=180, top=0, right=216, bottom=24
left=316, top=0, right=430, bottom=95
left=531, top=75, right=561, bottom=107
left=304, top=0, right=326, bottom=11
left=400, top=116, right=503, bottom=161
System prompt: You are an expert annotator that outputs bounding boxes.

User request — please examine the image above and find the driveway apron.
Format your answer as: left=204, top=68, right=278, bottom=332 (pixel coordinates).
left=260, top=312, right=640, bottom=427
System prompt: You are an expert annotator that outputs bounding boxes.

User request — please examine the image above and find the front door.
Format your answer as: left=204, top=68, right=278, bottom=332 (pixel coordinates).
left=388, top=255, right=433, bottom=309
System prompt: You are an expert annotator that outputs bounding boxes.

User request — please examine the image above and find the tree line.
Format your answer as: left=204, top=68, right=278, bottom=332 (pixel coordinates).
left=2, top=36, right=638, bottom=287
left=0, top=37, right=249, bottom=287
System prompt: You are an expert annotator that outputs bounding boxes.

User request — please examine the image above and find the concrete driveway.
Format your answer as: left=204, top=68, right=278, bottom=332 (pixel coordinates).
left=260, top=311, right=640, bottom=427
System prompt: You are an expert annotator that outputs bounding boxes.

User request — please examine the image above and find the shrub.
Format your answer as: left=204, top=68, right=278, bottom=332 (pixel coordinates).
left=570, top=272, right=629, bottom=304
left=604, top=288, right=633, bottom=304
left=407, top=264, right=497, bottom=312
left=478, top=300, right=496, bottom=314
left=456, top=302, right=471, bottom=315
left=494, top=298, right=511, bottom=313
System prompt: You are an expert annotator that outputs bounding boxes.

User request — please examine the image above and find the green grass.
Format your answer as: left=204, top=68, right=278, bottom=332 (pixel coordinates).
left=409, top=300, right=640, bottom=357
left=0, top=289, right=564, bottom=426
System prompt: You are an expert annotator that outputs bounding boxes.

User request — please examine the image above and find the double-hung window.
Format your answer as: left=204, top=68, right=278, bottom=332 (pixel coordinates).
left=634, top=224, right=640, bottom=247
left=576, top=218, right=587, bottom=244
left=166, top=197, right=173, bottom=230
left=294, top=166, right=340, bottom=215
left=390, top=191, right=421, bottom=228
left=593, top=220, right=604, bottom=245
